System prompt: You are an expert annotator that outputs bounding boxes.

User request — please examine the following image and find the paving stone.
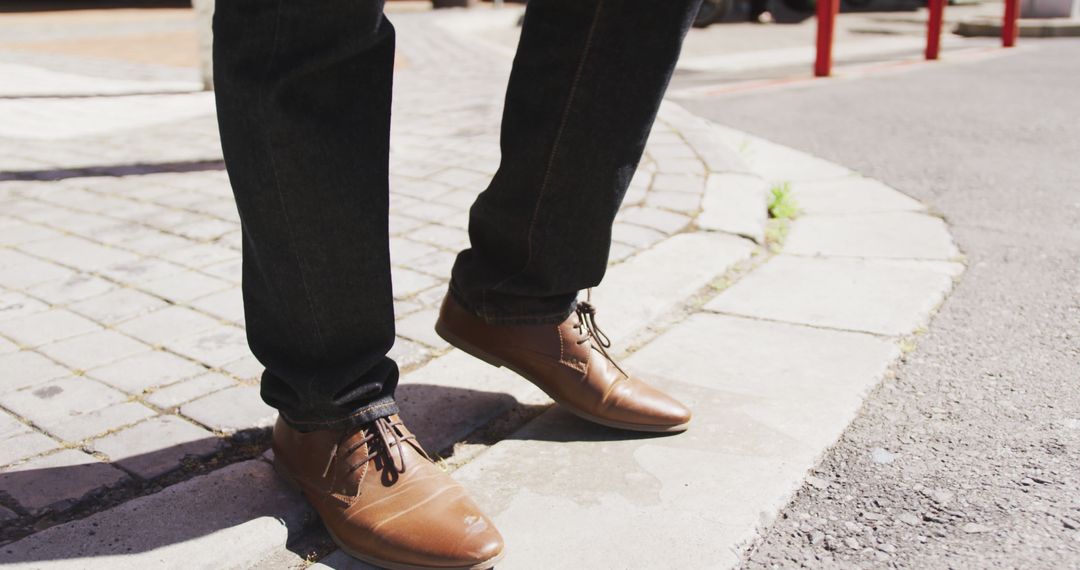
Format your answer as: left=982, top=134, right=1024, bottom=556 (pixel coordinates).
left=610, top=222, right=667, bottom=249
left=784, top=212, right=959, bottom=260
left=188, top=287, right=245, bottom=325
left=0, top=410, right=60, bottom=467
left=90, top=415, right=221, bottom=480
left=88, top=350, right=208, bottom=394
left=644, top=189, right=702, bottom=214
left=408, top=224, right=470, bottom=250
left=156, top=240, right=240, bottom=267
left=625, top=313, right=897, bottom=451
left=698, top=173, right=768, bottom=243
left=310, top=550, right=381, bottom=570
left=200, top=257, right=243, bottom=283
left=115, top=305, right=221, bottom=345
left=144, top=372, right=235, bottom=409
left=388, top=237, right=438, bottom=264
left=0, top=335, right=17, bottom=354
left=397, top=350, right=549, bottom=455
left=408, top=249, right=457, bottom=278
left=97, top=257, right=185, bottom=285
left=24, top=273, right=115, bottom=304
left=397, top=201, right=459, bottom=223
left=67, top=287, right=167, bottom=325
left=220, top=353, right=263, bottom=381
left=137, top=270, right=231, bottom=303
left=0, top=504, right=15, bottom=522
left=0, top=376, right=142, bottom=438
left=790, top=177, right=926, bottom=215
left=391, top=266, right=442, bottom=300
left=741, top=136, right=852, bottom=183
left=181, top=385, right=276, bottom=433
left=591, top=232, right=756, bottom=347
left=394, top=308, right=448, bottom=350
left=0, top=255, right=71, bottom=289
left=650, top=172, right=707, bottom=194
left=0, top=309, right=102, bottom=348
left=0, top=291, right=49, bottom=322
left=616, top=206, right=692, bottom=234
left=161, top=326, right=249, bottom=368
left=0, top=459, right=309, bottom=568
left=0, top=220, right=63, bottom=246
left=0, top=351, right=69, bottom=393
left=386, top=336, right=432, bottom=370
left=705, top=255, right=962, bottom=336
left=388, top=213, right=427, bottom=236
left=0, top=449, right=129, bottom=513
left=17, top=236, right=139, bottom=272
left=37, top=330, right=150, bottom=370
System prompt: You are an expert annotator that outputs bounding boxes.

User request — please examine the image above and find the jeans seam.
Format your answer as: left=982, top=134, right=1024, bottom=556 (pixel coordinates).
left=256, top=0, right=330, bottom=378
left=481, top=0, right=607, bottom=312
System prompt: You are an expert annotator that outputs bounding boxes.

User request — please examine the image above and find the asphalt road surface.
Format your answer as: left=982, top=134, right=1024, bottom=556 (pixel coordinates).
left=678, top=39, right=1080, bottom=568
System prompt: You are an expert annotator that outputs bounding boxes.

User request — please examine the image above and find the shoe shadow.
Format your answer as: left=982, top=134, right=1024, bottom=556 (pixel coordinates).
left=0, top=383, right=671, bottom=567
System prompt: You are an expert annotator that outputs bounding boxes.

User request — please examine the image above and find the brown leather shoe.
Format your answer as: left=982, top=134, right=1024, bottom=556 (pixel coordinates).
left=272, top=414, right=504, bottom=570
left=435, top=294, right=692, bottom=432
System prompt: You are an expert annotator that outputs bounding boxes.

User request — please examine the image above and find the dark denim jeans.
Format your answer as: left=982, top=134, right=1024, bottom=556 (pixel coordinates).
left=213, top=0, right=702, bottom=432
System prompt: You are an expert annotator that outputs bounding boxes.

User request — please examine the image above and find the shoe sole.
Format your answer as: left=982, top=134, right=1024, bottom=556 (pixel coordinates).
left=272, top=460, right=505, bottom=570
left=434, top=320, right=690, bottom=433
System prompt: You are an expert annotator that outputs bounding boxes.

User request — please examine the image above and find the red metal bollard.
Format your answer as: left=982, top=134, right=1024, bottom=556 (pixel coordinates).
left=925, top=0, right=946, bottom=60
left=814, top=0, right=840, bottom=77
left=1003, top=0, right=1020, bottom=47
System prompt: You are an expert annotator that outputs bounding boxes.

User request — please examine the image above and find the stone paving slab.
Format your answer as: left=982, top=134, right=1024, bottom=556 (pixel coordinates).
left=706, top=255, right=961, bottom=336
left=0, top=459, right=311, bottom=569
left=784, top=212, right=959, bottom=260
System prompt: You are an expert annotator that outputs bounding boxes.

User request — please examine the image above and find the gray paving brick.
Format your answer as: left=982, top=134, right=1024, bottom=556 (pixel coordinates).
left=391, top=266, right=442, bottom=300
left=610, top=222, right=666, bottom=249
left=388, top=213, right=427, bottom=236
left=68, top=287, right=167, bottom=325
left=116, top=305, right=220, bottom=345
left=386, top=337, right=432, bottom=370
left=137, top=270, right=231, bottom=303
left=396, top=201, right=459, bottom=223
left=0, top=335, right=17, bottom=354
left=615, top=206, right=692, bottom=234
left=37, top=330, right=149, bottom=370
left=1, top=351, right=70, bottom=393
left=158, top=242, right=239, bottom=269
left=220, top=353, right=262, bottom=381
left=644, top=189, right=702, bottom=214
left=0, top=449, right=129, bottom=513
left=181, top=385, right=276, bottom=433
left=90, top=415, right=221, bottom=480
left=784, top=212, right=959, bottom=260
left=199, top=257, right=243, bottom=283
left=650, top=172, right=707, bottom=194
left=51, top=401, right=158, bottom=442
left=0, top=375, right=125, bottom=428
left=0, top=411, right=60, bottom=467
left=97, top=257, right=185, bottom=284
left=188, top=287, right=244, bottom=325
left=24, top=273, right=115, bottom=304
left=0, top=291, right=49, bottom=322
left=17, top=236, right=139, bottom=272
left=389, top=237, right=439, bottom=264
left=88, top=350, right=208, bottom=394
left=0, top=309, right=102, bottom=348
left=0, top=255, right=71, bottom=290
left=409, top=224, right=470, bottom=251
left=0, top=220, right=63, bottom=246
left=161, top=326, right=249, bottom=368
left=144, top=372, right=235, bottom=409
left=394, top=308, right=448, bottom=350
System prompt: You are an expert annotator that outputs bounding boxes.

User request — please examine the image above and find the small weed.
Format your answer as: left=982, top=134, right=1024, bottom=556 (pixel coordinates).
left=768, top=181, right=800, bottom=220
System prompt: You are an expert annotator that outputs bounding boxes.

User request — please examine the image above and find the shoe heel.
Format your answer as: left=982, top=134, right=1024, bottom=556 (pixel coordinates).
left=435, top=320, right=506, bottom=370
left=272, top=458, right=302, bottom=493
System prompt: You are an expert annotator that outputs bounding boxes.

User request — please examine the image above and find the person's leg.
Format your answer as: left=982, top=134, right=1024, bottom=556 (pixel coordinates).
left=438, top=0, right=701, bottom=433
left=214, top=4, right=505, bottom=568
left=213, top=0, right=399, bottom=431
left=450, top=0, right=703, bottom=323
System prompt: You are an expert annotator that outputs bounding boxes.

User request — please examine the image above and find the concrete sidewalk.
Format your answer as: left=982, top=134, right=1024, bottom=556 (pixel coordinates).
left=1, top=8, right=961, bottom=569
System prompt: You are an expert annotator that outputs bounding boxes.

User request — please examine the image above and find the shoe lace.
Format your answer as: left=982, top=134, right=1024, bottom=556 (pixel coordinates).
left=321, top=416, right=430, bottom=480
left=572, top=290, right=629, bottom=378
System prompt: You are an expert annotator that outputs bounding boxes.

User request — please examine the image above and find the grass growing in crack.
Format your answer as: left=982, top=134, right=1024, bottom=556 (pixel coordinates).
left=765, top=181, right=800, bottom=252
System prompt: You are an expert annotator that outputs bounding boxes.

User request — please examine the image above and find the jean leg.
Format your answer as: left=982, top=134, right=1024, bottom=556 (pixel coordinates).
left=450, top=0, right=703, bottom=324
left=213, top=0, right=399, bottom=431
